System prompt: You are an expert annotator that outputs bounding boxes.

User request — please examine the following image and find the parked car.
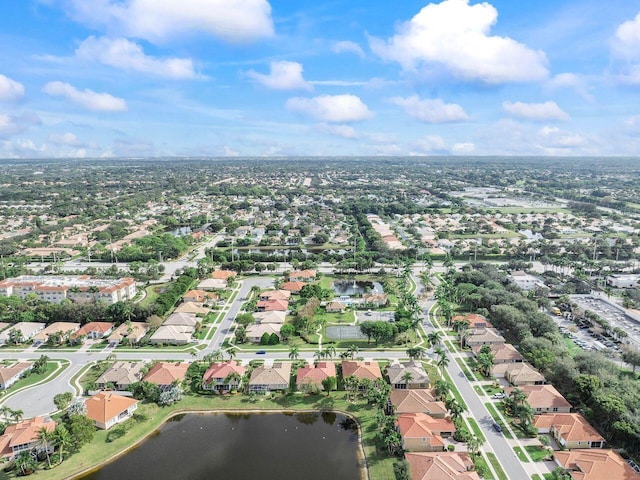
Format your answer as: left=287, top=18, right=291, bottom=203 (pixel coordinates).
left=255, top=350, right=266, bottom=355
left=492, top=422, right=502, bottom=432
left=492, top=392, right=506, bottom=399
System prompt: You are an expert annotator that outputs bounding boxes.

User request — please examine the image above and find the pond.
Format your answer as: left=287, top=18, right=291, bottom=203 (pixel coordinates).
left=79, top=412, right=363, bottom=480
left=332, top=281, right=384, bottom=296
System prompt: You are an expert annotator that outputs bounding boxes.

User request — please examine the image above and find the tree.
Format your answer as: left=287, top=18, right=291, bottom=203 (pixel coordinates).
left=234, top=325, right=247, bottom=344
left=52, top=425, right=72, bottom=464
left=445, top=397, right=466, bottom=420
left=66, top=414, right=95, bottom=450
left=622, top=349, right=640, bottom=373
left=406, top=346, right=426, bottom=361
left=38, top=426, right=54, bottom=468
left=10, top=408, right=23, bottom=424
left=53, top=392, right=74, bottom=411
left=235, top=313, right=255, bottom=327
left=14, top=450, right=37, bottom=476
left=346, top=344, right=359, bottom=359
left=280, top=323, right=295, bottom=341
left=401, top=371, right=414, bottom=387
left=158, top=385, right=184, bottom=406
left=427, top=331, right=442, bottom=348
left=321, top=376, right=337, bottom=396
left=288, top=345, right=299, bottom=360
left=434, top=380, right=451, bottom=400
left=466, top=433, right=483, bottom=455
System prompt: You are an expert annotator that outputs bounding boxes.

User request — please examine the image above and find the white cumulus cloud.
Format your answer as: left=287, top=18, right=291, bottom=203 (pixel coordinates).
left=65, top=0, right=274, bottom=44
left=0, top=74, right=25, bottom=102
left=246, top=61, right=312, bottom=91
left=286, top=94, right=372, bottom=123
left=538, top=126, right=585, bottom=148
left=43, top=81, right=127, bottom=112
left=390, top=95, right=469, bottom=123
left=332, top=41, right=365, bottom=58
left=502, top=101, right=569, bottom=121
left=76, top=36, right=198, bottom=79
left=318, top=123, right=358, bottom=139
left=612, top=11, right=640, bottom=84
left=369, top=0, right=548, bottom=84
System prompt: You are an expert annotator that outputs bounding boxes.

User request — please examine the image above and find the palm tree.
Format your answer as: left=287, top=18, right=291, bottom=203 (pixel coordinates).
left=38, top=426, right=53, bottom=468
left=15, top=450, right=36, bottom=476
left=401, top=371, right=414, bottom=388
left=52, top=425, right=72, bottom=464
left=346, top=344, right=359, bottom=359
left=427, top=331, right=442, bottom=348
left=288, top=345, right=299, bottom=361
left=321, top=376, right=337, bottom=396
left=313, top=350, right=325, bottom=362
left=10, top=408, right=23, bottom=423
left=436, top=351, right=449, bottom=371
left=323, top=344, right=336, bottom=360
left=223, top=372, right=242, bottom=391
left=433, top=380, right=451, bottom=400
left=226, top=347, right=237, bottom=361
left=466, top=433, right=483, bottom=455
left=406, top=346, right=425, bottom=361
left=211, top=349, right=223, bottom=363
left=445, top=397, right=466, bottom=420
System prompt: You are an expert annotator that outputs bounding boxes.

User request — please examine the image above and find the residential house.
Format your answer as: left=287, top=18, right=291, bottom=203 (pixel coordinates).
left=504, top=363, right=545, bottom=386
left=259, top=290, right=291, bottom=301
left=388, top=389, right=447, bottom=418
left=509, top=271, right=541, bottom=290
left=464, top=328, right=505, bottom=348
left=288, top=270, right=316, bottom=282
left=256, top=299, right=289, bottom=312
left=248, top=362, right=291, bottom=393
left=149, top=325, right=194, bottom=345
left=142, top=362, right=190, bottom=390
left=472, top=343, right=522, bottom=364
left=342, top=361, right=383, bottom=383
left=107, top=322, right=148, bottom=346
left=296, top=362, right=336, bottom=391
left=246, top=323, right=282, bottom=344
left=182, top=289, right=216, bottom=303
left=253, top=311, right=286, bottom=324
left=95, top=361, right=145, bottom=390
left=163, top=312, right=199, bottom=328
left=211, top=270, right=237, bottom=285
left=32, top=322, right=80, bottom=345
left=280, top=281, right=306, bottom=293
left=405, top=452, right=480, bottom=480
left=362, top=293, right=389, bottom=307
left=197, top=278, right=227, bottom=291
left=387, top=362, right=430, bottom=389
left=0, top=322, right=45, bottom=345
left=173, top=302, right=209, bottom=315
left=0, top=417, right=56, bottom=460
left=554, top=449, right=640, bottom=480
left=397, top=413, right=456, bottom=452
left=533, top=413, right=605, bottom=449
left=202, top=361, right=246, bottom=392
left=505, top=385, right=571, bottom=414
left=85, top=392, right=139, bottom=430
left=72, top=322, right=114, bottom=340
left=0, top=362, right=32, bottom=390
left=452, top=314, right=492, bottom=329
left=325, top=301, right=346, bottom=313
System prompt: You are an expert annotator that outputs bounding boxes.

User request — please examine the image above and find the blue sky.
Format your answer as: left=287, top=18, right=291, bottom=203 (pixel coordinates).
left=1, top=0, right=640, bottom=158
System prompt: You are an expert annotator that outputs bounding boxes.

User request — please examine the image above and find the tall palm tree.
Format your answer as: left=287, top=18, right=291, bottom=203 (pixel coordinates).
left=406, top=346, right=425, bottom=361
left=436, top=351, right=450, bottom=371
left=401, top=371, right=414, bottom=388
left=288, top=345, right=299, bottom=361
left=347, top=344, right=359, bottom=359
left=445, top=397, right=466, bottom=420
left=226, top=347, right=237, bottom=361
left=52, top=425, right=72, bottom=464
left=427, top=331, right=442, bottom=348
left=10, top=409, right=23, bottom=424
left=15, top=451, right=36, bottom=476
left=323, top=345, right=336, bottom=360
left=38, top=426, right=53, bottom=468
left=433, top=380, right=451, bottom=400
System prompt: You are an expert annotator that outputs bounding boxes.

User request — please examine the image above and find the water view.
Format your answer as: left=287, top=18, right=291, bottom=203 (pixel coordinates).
left=80, top=412, right=363, bottom=480
left=332, top=281, right=384, bottom=296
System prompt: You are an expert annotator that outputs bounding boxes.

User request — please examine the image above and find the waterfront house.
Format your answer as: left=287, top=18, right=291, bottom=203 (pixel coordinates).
left=202, top=361, right=246, bottom=392
left=95, top=361, right=145, bottom=391
left=296, top=362, right=336, bottom=392
left=0, top=417, right=56, bottom=460
left=405, top=452, right=480, bottom=480
left=143, top=362, right=190, bottom=390
left=388, top=390, right=447, bottom=418
left=85, top=392, right=138, bottom=430
left=248, top=362, right=291, bottom=393
left=397, top=413, right=456, bottom=452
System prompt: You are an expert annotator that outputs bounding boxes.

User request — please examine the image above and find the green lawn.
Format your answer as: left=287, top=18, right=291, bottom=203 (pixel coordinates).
left=455, top=358, right=477, bottom=381
left=514, top=446, right=530, bottom=462
left=7, top=391, right=395, bottom=480
left=466, top=417, right=485, bottom=442
left=474, top=385, right=485, bottom=396
left=473, top=454, right=495, bottom=480
left=525, top=445, right=553, bottom=462
left=563, top=337, right=582, bottom=357
left=139, top=283, right=171, bottom=307
left=486, top=452, right=509, bottom=480
left=3, top=361, right=67, bottom=395
left=482, top=384, right=504, bottom=396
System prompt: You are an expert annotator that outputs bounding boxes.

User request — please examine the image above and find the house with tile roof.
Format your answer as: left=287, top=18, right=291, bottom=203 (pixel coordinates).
left=253, top=311, right=286, bottom=324
left=362, top=293, right=389, bottom=307
left=505, top=385, right=571, bottom=414
left=405, top=452, right=480, bottom=480
left=387, top=362, right=430, bottom=390
left=388, top=389, right=447, bottom=418
left=0, top=362, right=32, bottom=390
left=248, top=362, right=291, bottom=393
left=325, top=301, right=347, bottom=313
left=554, top=449, right=640, bottom=480
left=0, top=417, right=56, bottom=459
left=452, top=313, right=492, bottom=329
left=0, top=322, right=45, bottom=345
left=182, top=289, right=216, bottom=303
left=149, top=325, right=194, bottom=345
left=288, top=270, right=316, bottom=281
left=259, top=290, right=291, bottom=301
left=472, top=343, right=523, bottom=365
left=533, top=413, right=605, bottom=449
left=256, top=299, right=289, bottom=312
left=174, top=302, right=209, bottom=315
left=32, top=322, right=79, bottom=345
left=163, top=312, right=199, bottom=327
left=202, top=361, right=246, bottom=392
left=296, top=362, right=336, bottom=392
left=107, top=322, right=148, bottom=346
left=504, top=363, right=545, bottom=386
left=464, top=328, right=505, bottom=348
left=342, top=360, right=383, bottom=382
left=95, top=361, right=145, bottom=391
left=85, top=392, right=138, bottom=430
left=397, top=413, right=456, bottom=452
left=143, top=362, right=190, bottom=390
left=246, top=323, right=282, bottom=344
left=197, top=278, right=227, bottom=291
left=72, top=322, right=114, bottom=340
left=280, top=281, right=306, bottom=293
